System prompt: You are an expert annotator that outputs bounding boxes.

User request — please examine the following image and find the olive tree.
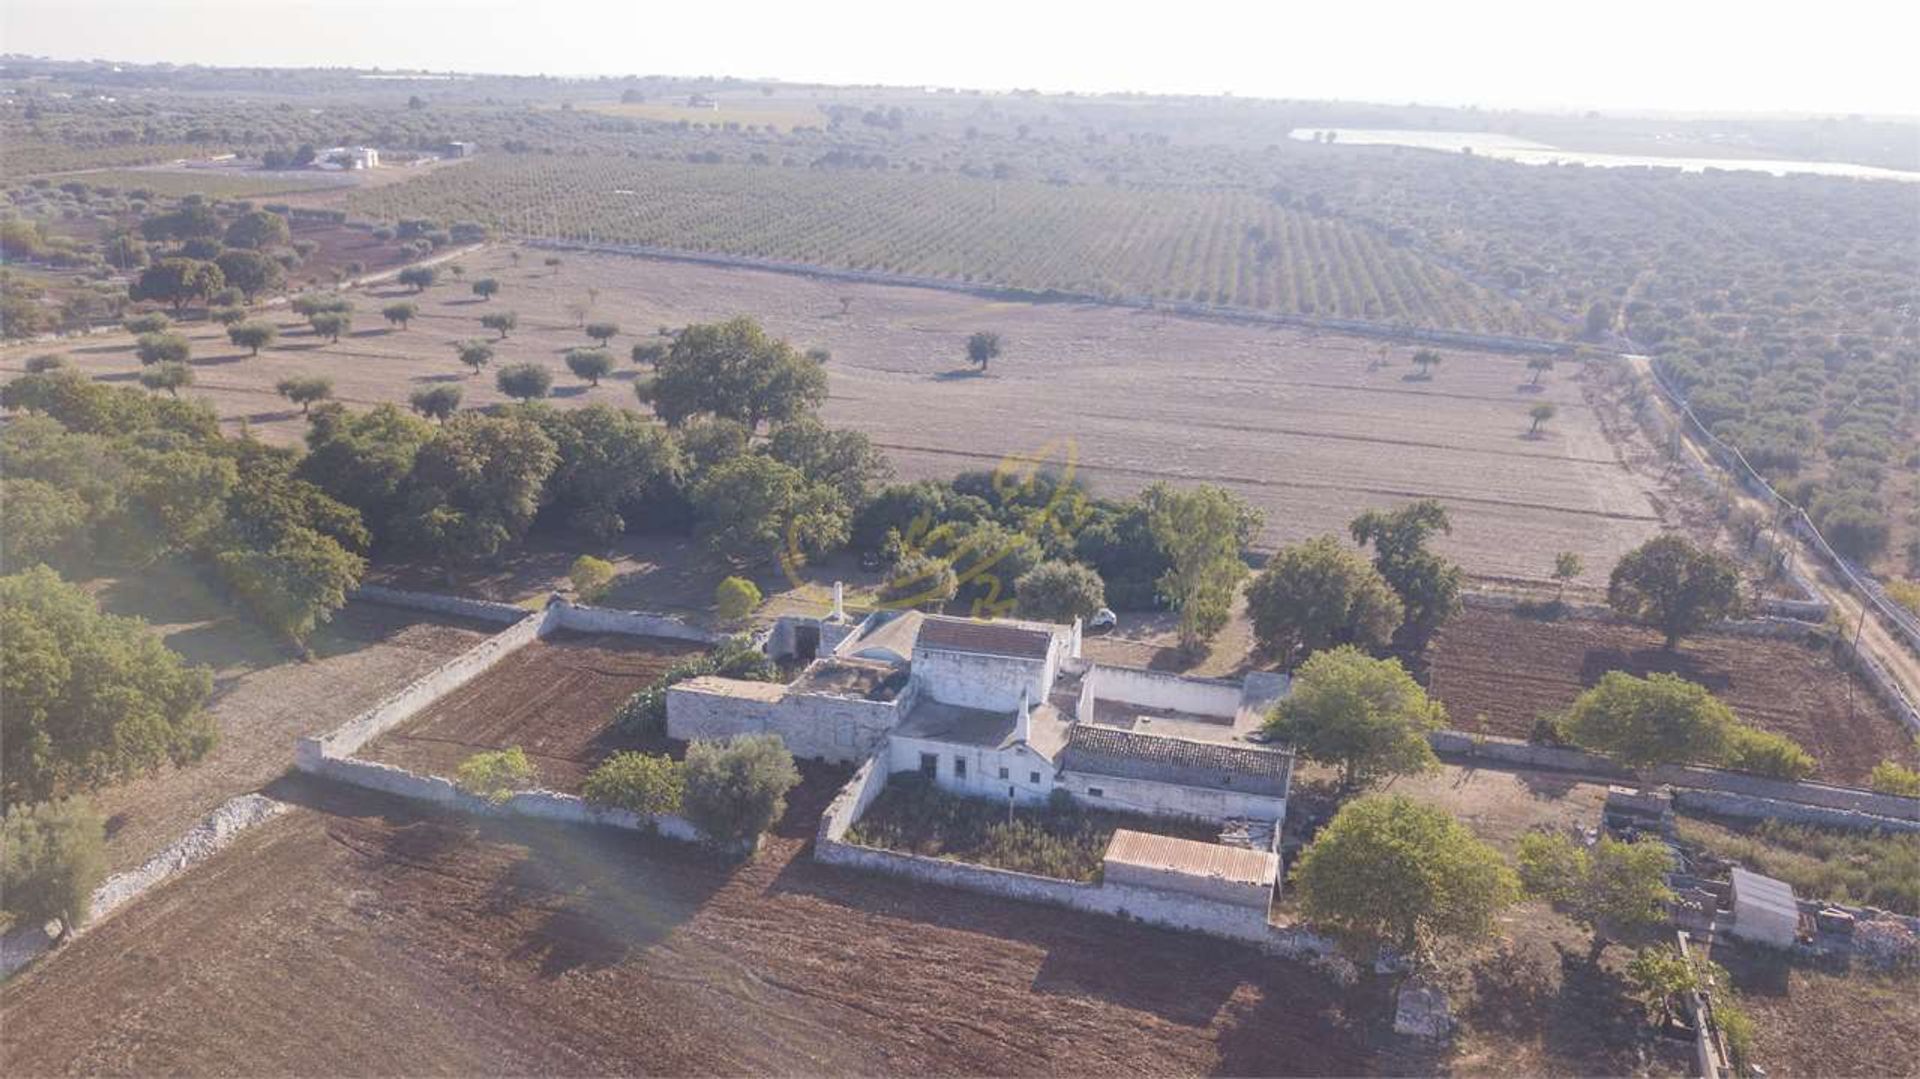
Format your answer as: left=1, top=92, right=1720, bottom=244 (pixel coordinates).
left=1294, top=795, right=1519, bottom=959
left=1265, top=645, right=1443, bottom=789
left=680, top=735, right=800, bottom=850
left=1607, top=534, right=1743, bottom=649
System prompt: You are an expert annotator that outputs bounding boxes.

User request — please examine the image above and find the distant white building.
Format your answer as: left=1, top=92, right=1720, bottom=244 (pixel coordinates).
left=669, top=606, right=1294, bottom=824
left=316, top=146, right=379, bottom=170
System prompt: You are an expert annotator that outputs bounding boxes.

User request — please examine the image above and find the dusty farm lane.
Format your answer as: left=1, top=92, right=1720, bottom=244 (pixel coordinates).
left=1, top=247, right=1668, bottom=586
left=0, top=773, right=1416, bottom=1077
left=80, top=569, right=500, bottom=874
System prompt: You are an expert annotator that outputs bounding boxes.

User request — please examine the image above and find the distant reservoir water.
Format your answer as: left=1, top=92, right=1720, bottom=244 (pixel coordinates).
left=1287, top=128, right=1920, bottom=183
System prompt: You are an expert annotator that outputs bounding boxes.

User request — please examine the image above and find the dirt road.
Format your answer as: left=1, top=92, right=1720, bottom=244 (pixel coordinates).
left=1624, top=354, right=1920, bottom=714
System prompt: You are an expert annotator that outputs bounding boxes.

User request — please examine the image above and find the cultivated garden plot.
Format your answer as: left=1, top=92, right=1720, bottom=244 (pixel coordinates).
left=0, top=247, right=1669, bottom=585
left=1426, top=607, right=1919, bottom=786
left=358, top=631, right=705, bottom=791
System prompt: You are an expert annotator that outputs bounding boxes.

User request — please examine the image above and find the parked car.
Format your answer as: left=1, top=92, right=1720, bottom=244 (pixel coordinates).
left=1087, top=607, right=1118, bottom=632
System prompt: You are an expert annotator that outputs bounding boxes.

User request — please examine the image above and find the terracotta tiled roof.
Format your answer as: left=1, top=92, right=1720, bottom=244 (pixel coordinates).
left=1060, top=725, right=1292, bottom=797
left=1104, top=829, right=1277, bottom=886
left=915, top=616, right=1053, bottom=660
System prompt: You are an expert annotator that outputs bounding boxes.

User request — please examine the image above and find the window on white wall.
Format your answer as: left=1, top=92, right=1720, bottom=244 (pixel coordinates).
left=1029, top=771, right=1041, bottom=784
left=1088, top=787, right=1104, bottom=798
left=998, top=766, right=1009, bottom=780
left=954, top=756, right=967, bottom=779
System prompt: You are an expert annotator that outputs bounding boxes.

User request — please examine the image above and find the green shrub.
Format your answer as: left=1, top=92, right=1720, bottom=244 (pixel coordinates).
left=1725, top=726, right=1815, bottom=780
left=1870, top=760, right=1920, bottom=797
left=455, top=747, right=536, bottom=804
left=1676, top=815, right=1920, bottom=914
left=581, top=752, right=683, bottom=818
left=714, top=576, right=762, bottom=624
left=681, top=735, right=799, bottom=849
left=1, top=800, right=106, bottom=933
left=569, top=554, right=615, bottom=603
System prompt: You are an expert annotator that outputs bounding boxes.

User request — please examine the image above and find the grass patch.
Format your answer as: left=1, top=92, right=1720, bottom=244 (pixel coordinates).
left=1677, top=813, right=1920, bottom=915
left=846, top=773, right=1217, bottom=882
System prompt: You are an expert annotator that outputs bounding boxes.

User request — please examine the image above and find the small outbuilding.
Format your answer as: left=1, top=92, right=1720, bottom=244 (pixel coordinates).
left=1102, top=829, right=1278, bottom=908
left=1729, top=867, right=1798, bottom=948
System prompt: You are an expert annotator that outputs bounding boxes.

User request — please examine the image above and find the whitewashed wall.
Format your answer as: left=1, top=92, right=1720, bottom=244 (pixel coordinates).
left=914, top=650, right=1048, bottom=711
left=1090, top=664, right=1244, bottom=717
left=552, top=600, right=717, bottom=643
left=351, top=584, right=533, bottom=624
left=1056, top=771, right=1288, bottom=823
left=887, top=736, right=1058, bottom=805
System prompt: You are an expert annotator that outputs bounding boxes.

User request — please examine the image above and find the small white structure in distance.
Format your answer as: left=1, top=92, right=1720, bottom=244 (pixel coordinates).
left=1729, top=866, right=1798, bottom=948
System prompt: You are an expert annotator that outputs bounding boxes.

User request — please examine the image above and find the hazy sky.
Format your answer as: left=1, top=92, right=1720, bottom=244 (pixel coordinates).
left=4, top=0, right=1917, bottom=116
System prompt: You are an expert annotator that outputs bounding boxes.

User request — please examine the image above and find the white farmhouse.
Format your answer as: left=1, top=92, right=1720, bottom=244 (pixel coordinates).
left=669, top=607, right=1293, bottom=825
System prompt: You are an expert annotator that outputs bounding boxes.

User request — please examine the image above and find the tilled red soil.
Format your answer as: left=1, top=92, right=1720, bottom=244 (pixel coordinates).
left=1427, top=607, right=1918, bottom=785
left=0, top=772, right=1424, bottom=1076
left=360, top=630, right=706, bottom=791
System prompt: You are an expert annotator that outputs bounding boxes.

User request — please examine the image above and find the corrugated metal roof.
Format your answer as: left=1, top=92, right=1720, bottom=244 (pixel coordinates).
left=1731, top=867, right=1797, bottom=917
left=915, top=616, right=1053, bottom=660
left=1104, top=829, right=1276, bottom=886
left=1060, top=725, right=1293, bottom=797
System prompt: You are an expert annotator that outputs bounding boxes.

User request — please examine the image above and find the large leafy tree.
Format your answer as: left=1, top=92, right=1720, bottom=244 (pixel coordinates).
left=1014, top=560, right=1107, bottom=623
left=528, top=404, right=681, bottom=541
left=1518, top=832, right=1675, bottom=959
left=1245, top=535, right=1404, bottom=667
left=692, top=454, right=848, bottom=565
left=209, top=451, right=368, bottom=646
left=1607, top=534, right=1743, bottom=649
left=1293, top=795, right=1519, bottom=959
left=298, top=403, right=435, bottom=549
left=222, top=209, right=291, bottom=251
left=130, top=257, right=224, bottom=312
left=1, top=566, right=215, bottom=809
left=213, top=248, right=284, bottom=299
left=393, top=412, right=559, bottom=575
left=1561, top=670, right=1739, bottom=771
left=650, top=317, right=827, bottom=430
left=764, top=418, right=892, bottom=506
left=1266, top=645, right=1443, bottom=789
left=1142, top=482, right=1263, bottom=651
left=1349, top=499, right=1462, bottom=651
left=681, top=735, right=801, bottom=849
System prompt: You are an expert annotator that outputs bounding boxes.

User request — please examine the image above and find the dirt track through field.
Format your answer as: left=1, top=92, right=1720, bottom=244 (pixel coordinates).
left=0, top=774, right=1424, bottom=1076
left=2, top=246, right=1669, bottom=585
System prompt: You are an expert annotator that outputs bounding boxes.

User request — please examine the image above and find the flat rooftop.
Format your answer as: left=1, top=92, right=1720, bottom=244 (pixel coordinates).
left=790, top=658, right=903, bottom=700
left=1087, top=699, right=1256, bottom=746
left=894, top=697, right=1071, bottom=759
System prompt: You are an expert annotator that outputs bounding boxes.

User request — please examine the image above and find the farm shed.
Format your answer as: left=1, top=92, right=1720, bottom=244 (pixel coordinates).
left=1102, top=829, right=1278, bottom=908
left=1729, top=867, right=1798, bottom=949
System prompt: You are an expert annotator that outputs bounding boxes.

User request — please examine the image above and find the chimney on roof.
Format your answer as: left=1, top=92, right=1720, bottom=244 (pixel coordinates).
left=1015, top=686, right=1032, bottom=745
left=831, top=580, right=845, bottom=622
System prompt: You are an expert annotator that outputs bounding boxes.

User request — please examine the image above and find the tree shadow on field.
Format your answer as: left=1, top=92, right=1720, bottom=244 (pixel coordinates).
left=552, top=384, right=591, bottom=399
left=190, top=351, right=249, bottom=366
left=1518, top=770, right=1583, bottom=800
left=931, top=367, right=986, bottom=381
left=1578, top=647, right=1729, bottom=693
left=1209, top=960, right=1407, bottom=1076
left=97, top=370, right=142, bottom=382
left=243, top=408, right=304, bottom=424
left=411, top=372, right=466, bottom=384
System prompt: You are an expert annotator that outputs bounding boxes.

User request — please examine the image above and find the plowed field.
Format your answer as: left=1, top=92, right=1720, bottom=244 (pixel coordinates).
left=1427, top=607, right=1918, bottom=785
left=360, top=631, right=705, bottom=791
left=0, top=774, right=1421, bottom=1076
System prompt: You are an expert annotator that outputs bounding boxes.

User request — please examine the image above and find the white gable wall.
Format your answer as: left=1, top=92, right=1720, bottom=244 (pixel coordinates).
left=888, top=735, right=1058, bottom=805
left=913, top=648, right=1050, bottom=711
